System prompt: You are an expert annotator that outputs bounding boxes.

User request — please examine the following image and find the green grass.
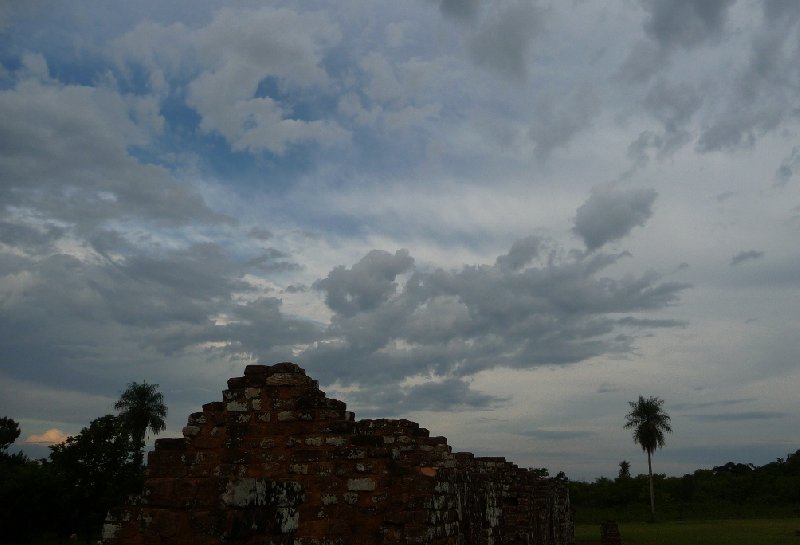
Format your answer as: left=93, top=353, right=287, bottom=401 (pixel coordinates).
left=575, top=518, right=800, bottom=545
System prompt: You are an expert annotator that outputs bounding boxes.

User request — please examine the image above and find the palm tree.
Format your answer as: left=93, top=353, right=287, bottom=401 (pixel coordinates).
left=624, top=395, right=672, bottom=520
left=618, top=459, right=631, bottom=479
left=114, top=382, right=167, bottom=466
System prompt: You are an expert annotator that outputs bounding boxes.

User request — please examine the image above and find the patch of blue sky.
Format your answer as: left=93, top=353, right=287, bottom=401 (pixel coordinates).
left=160, top=95, right=203, bottom=136
left=297, top=210, right=370, bottom=239
left=197, top=133, right=326, bottom=196
left=111, top=63, right=159, bottom=96
left=254, top=75, right=341, bottom=124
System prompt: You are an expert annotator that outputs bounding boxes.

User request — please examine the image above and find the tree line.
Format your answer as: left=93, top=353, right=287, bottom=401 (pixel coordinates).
left=571, top=394, right=799, bottom=522
left=568, top=449, right=800, bottom=522
left=0, top=382, right=167, bottom=544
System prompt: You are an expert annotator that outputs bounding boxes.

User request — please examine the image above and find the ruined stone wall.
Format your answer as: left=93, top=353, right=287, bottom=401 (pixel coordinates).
left=103, top=363, right=573, bottom=545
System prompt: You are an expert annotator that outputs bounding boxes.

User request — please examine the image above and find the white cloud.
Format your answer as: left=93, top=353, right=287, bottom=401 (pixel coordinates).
left=25, top=428, right=68, bottom=444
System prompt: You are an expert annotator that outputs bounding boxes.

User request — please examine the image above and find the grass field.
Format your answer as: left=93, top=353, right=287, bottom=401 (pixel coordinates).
left=575, top=518, right=800, bottom=545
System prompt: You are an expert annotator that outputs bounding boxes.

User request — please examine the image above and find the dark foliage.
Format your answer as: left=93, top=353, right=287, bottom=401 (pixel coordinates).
left=570, top=448, right=800, bottom=523
left=49, top=415, right=144, bottom=542
left=114, top=381, right=167, bottom=467
left=0, top=416, right=21, bottom=452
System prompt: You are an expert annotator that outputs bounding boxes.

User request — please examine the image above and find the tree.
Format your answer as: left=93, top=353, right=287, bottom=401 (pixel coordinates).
left=50, top=415, right=142, bottom=543
left=0, top=417, right=21, bottom=453
left=624, top=395, right=672, bottom=520
left=618, top=459, right=631, bottom=479
left=114, top=381, right=167, bottom=466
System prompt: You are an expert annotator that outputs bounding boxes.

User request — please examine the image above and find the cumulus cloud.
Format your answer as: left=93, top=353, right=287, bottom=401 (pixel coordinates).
left=313, top=249, right=414, bottom=317
left=299, top=236, right=688, bottom=410
left=574, top=187, right=658, bottom=250
left=113, top=7, right=349, bottom=156
left=25, top=429, right=68, bottom=444
left=0, top=64, right=227, bottom=236
left=730, top=250, right=765, bottom=266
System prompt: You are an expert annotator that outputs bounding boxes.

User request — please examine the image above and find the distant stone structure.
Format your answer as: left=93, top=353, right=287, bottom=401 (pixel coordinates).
left=103, top=362, right=573, bottom=545
left=600, top=521, right=621, bottom=545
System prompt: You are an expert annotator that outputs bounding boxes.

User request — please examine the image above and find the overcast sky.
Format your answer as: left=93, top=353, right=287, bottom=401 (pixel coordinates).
left=1, top=0, right=799, bottom=479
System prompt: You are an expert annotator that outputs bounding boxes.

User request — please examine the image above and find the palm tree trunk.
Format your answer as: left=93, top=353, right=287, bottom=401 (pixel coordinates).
left=648, top=450, right=655, bottom=521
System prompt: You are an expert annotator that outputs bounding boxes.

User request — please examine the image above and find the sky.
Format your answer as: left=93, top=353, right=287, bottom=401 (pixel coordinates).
left=1, top=0, right=798, bottom=480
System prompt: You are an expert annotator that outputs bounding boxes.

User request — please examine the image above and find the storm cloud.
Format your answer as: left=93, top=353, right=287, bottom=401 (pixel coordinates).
left=2, top=0, right=799, bottom=477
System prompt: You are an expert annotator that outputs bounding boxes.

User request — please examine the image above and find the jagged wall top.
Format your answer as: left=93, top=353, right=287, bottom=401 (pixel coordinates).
left=104, top=362, right=573, bottom=545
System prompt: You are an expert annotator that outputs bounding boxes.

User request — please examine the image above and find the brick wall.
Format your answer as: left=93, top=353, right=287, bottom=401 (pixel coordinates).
left=103, top=362, right=573, bottom=545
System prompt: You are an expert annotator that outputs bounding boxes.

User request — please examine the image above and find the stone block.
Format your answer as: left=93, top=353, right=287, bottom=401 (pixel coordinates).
left=347, top=478, right=377, bottom=491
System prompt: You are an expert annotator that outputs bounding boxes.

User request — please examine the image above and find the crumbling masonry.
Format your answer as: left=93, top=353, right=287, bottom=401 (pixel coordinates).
left=103, top=362, right=573, bottom=545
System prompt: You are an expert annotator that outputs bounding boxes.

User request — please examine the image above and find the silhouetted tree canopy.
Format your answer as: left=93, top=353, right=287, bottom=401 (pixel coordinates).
left=114, top=381, right=167, bottom=466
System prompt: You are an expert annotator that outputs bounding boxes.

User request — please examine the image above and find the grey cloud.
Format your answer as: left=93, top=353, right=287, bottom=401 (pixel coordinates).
left=775, top=147, right=800, bottom=186
left=615, top=317, right=687, bottom=328
left=716, top=192, right=735, bottom=202
left=695, top=112, right=778, bottom=152
left=521, top=429, right=596, bottom=440
left=247, top=249, right=301, bottom=273
left=300, top=237, right=688, bottom=395
left=0, top=239, right=317, bottom=394
left=672, top=398, right=754, bottom=411
left=628, top=130, right=690, bottom=165
left=218, top=297, right=321, bottom=357
left=436, top=0, right=480, bottom=24
left=529, top=87, right=598, bottom=159
left=0, top=70, right=228, bottom=232
left=596, top=383, right=619, bottom=394
left=688, top=411, right=788, bottom=422
left=466, top=2, right=543, bottom=81
left=694, top=1, right=800, bottom=154
left=641, top=0, right=736, bottom=50
left=574, top=187, right=658, bottom=250
left=630, top=79, right=703, bottom=162
left=313, top=249, right=414, bottom=317
left=619, top=40, right=667, bottom=83
left=495, top=235, right=541, bottom=271
left=0, top=220, right=64, bottom=254
left=249, top=227, right=273, bottom=240
left=283, top=284, right=307, bottom=294
left=763, top=0, right=800, bottom=22
left=730, top=250, right=765, bottom=266
left=351, top=378, right=507, bottom=416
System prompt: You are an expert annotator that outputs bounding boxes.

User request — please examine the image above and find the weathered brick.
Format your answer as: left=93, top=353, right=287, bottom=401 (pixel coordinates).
left=105, top=362, right=573, bottom=545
